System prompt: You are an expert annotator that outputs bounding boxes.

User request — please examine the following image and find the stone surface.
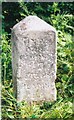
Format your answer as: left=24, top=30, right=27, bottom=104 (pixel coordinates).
left=11, top=15, right=57, bottom=102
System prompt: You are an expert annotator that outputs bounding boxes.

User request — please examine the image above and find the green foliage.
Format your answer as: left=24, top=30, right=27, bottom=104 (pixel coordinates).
left=40, top=100, right=73, bottom=119
left=1, top=32, right=12, bottom=83
left=56, top=31, right=73, bottom=99
left=2, top=2, right=74, bottom=119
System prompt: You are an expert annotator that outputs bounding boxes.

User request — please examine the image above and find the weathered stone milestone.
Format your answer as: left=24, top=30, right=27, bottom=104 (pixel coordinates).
left=11, top=15, right=57, bottom=102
